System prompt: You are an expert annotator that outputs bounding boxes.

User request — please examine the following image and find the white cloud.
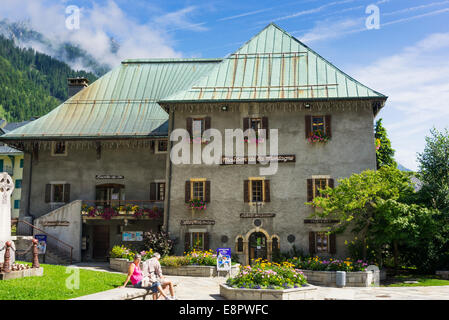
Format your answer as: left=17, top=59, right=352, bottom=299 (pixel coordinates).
left=350, top=32, right=449, bottom=170
left=0, top=0, right=206, bottom=69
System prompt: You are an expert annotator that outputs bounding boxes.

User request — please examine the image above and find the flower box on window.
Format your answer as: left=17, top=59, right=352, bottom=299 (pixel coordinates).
left=307, top=130, right=330, bottom=143
left=189, top=199, right=207, bottom=210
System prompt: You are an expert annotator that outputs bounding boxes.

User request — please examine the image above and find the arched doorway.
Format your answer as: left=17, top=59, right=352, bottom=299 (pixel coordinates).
left=248, top=232, right=267, bottom=265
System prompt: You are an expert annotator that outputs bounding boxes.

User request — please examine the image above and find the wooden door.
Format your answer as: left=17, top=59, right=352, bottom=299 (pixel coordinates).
left=92, top=225, right=110, bottom=260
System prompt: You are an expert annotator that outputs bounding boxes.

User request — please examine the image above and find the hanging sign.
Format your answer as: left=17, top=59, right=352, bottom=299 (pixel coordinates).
left=34, top=235, right=47, bottom=254
left=216, top=248, right=232, bottom=271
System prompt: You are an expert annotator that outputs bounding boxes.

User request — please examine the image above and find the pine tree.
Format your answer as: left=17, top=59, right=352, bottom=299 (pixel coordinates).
left=374, top=118, right=396, bottom=169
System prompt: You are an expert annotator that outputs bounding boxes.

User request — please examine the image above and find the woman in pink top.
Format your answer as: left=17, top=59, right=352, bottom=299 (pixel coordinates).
left=120, top=254, right=172, bottom=300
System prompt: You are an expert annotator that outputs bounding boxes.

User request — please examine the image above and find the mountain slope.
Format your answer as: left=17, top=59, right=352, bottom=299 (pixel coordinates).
left=0, top=19, right=111, bottom=76
left=0, top=34, right=98, bottom=122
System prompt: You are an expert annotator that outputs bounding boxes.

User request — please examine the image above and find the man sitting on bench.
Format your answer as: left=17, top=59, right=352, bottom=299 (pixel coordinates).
left=142, top=252, right=177, bottom=300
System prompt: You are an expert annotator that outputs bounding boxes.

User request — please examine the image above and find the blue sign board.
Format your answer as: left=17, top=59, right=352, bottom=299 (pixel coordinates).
left=34, top=235, right=47, bottom=254
left=216, top=248, right=231, bottom=271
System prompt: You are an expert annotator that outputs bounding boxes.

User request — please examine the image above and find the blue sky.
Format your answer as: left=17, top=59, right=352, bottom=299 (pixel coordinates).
left=2, top=0, right=449, bottom=170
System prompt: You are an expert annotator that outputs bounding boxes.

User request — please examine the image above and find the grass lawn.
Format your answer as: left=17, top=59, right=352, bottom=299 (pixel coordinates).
left=382, top=274, right=449, bottom=287
left=0, top=262, right=126, bottom=300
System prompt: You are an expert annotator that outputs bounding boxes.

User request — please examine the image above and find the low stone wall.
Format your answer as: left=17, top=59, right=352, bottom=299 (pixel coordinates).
left=0, top=267, right=44, bottom=280
left=163, top=264, right=240, bottom=277
left=300, top=270, right=379, bottom=287
left=220, top=283, right=317, bottom=300
left=109, top=258, right=240, bottom=277
left=71, top=287, right=156, bottom=300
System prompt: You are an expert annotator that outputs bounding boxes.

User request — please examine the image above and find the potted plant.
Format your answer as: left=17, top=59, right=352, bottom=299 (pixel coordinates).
left=307, top=130, right=330, bottom=143
left=189, top=199, right=207, bottom=210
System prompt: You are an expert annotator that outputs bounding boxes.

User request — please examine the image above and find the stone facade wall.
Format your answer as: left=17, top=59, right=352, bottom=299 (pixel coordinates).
left=165, top=101, right=377, bottom=262
left=20, top=143, right=167, bottom=218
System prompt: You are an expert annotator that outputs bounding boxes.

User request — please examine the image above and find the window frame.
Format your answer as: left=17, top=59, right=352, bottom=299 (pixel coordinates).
left=311, top=176, right=331, bottom=200
left=311, top=115, right=325, bottom=134
left=192, top=118, right=204, bottom=142
left=190, top=178, right=206, bottom=202
left=315, top=232, right=329, bottom=253
left=249, top=177, right=266, bottom=204
left=51, top=141, right=68, bottom=156
left=157, top=182, right=165, bottom=201
left=191, top=231, right=205, bottom=251
left=49, top=182, right=68, bottom=204
left=155, top=140, right=168, bottom=154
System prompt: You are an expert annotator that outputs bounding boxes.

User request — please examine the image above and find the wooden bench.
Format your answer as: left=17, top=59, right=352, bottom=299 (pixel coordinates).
left=71, top=282, right=177, bottom=300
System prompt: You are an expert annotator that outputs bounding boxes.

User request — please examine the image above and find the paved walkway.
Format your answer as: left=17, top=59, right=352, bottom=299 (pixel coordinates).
left=71, top=263, right=449, bottom=300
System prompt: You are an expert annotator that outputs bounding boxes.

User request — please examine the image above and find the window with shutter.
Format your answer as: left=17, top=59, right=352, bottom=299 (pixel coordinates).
left=316, top=232, right=329, bottom=253
left=185, top=181, right=191, bottom=203
left=184, top=232, right=191, bottom=253
left=244, top=180, right=249, bottom=203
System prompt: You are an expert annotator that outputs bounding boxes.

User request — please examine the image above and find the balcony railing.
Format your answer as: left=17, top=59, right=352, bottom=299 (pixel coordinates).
left=81, top=200, right=164, bottom=220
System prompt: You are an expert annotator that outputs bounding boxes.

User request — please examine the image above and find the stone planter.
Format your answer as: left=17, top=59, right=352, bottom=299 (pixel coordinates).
left=162, top=264, right=240, bottom=278
left=0, top=267, right=44, bottom=280
left=219, top=283, right=317, bottom=300
left=110, top=258, right=136, bottom=273
left=300, top=269, right=379, bottom=287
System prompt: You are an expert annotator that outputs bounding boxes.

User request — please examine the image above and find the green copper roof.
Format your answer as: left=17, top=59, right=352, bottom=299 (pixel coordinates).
left=161, top=23, right=386, bottom=102
left=1, top=59, right=220, bottom=140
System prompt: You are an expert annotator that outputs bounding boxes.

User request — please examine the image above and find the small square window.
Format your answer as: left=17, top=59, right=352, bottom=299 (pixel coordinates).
left=15, top=179, right=22, bottom=189
left=52, top=184, right=64, bottom=203
left=191, top=232, right=205, bottom=250
left=14, top=200, right=20, bottom=209
left=52, top=142, right=67, bottom=156
left=20, top=159, right=24, bottom=168
left=156, top=140, right=168, bottom=153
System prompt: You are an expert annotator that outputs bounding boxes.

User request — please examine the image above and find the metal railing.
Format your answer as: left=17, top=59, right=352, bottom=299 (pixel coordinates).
left=17, top=219, right=73, bottom=264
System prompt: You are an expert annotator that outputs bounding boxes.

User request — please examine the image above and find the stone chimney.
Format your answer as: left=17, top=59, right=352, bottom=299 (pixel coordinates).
left=68, top=77, right=89, bottom=98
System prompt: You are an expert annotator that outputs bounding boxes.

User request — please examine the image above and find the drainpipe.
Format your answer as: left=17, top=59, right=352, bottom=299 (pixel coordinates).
left=164, top=106, right=175, bottom=233
left=26, top=150, right=33, bottom=218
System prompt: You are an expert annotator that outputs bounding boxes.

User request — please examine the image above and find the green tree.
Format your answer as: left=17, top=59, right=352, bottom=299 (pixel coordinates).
left=417, top=128, right=449, bottom=212
left=374, top=119, right=396, bottom=169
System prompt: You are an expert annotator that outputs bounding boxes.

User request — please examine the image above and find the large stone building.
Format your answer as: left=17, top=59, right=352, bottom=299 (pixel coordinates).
left=0, top=24, right=386, bottom=264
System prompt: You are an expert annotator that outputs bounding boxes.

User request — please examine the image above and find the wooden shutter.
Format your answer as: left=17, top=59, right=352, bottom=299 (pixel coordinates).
left=244, top=180, right=250, bottom=203
left=185, top=181, right=191, bottom=203
left=45, top=184, right=51, bottom=203
left=204, top=117, right=211, bottom=131
left=204, top=232, right=210, bottom=250
left=186, top=118, right=193, bottom=140
left=328, top=178, right=334, bottom=189
left=309, top=232, right=316, bottom=255
left=307, top=179, right=313, bottom=202
left=329, top=233, right=337, bottom=254
left=305, top=115, right=312, bottom=139
left=149, top=182, right=157, bottom=201
left=325, top=115, right=332, bottom=138
left=264, top=180, right=270, bottom=202
left=63, top=184, right=70, bottom=203
left=262, top=117, right=269, bottom=139
left=205, top=181, right=211, bottom=203
left=184, top=232, right=191, bottom=253
left=243, top=117, right=250, bottom=132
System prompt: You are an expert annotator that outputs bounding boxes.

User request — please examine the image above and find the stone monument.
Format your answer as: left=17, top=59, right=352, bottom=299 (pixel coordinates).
left=0, top=172, right=15, bottom=265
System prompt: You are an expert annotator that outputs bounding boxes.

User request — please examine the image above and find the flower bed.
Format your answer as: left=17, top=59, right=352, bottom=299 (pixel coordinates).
left=289, top=256, right=370, bottom=272
left=288, top=256, right=379, bottom=287
left=226, top=260, right=307, bottom=290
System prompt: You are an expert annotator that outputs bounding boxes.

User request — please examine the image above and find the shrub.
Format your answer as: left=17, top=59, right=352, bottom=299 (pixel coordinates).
left=109, top=245, right=135, bottom=261
left=289, top=256, right=371, bottom=272
left=159, top=256, right=190, bottom=268
left=226, top=259, right=307, bottom=290
left=143, top=231, right=174, bottom=257
left=185, top=249, right=217, bottom=266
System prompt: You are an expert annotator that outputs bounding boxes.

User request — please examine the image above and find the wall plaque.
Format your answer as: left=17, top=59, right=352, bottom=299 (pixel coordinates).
left=221, top=154, right=295, bottom=165
left=42, top=221, right=70, bottom=227
left=304, top=219, right=339, bottom=224
left=180, top=220, right=215, bottom=226
left=96, top=175, right=124, bottom=179
left=240, top=213, right=276, bottom=218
